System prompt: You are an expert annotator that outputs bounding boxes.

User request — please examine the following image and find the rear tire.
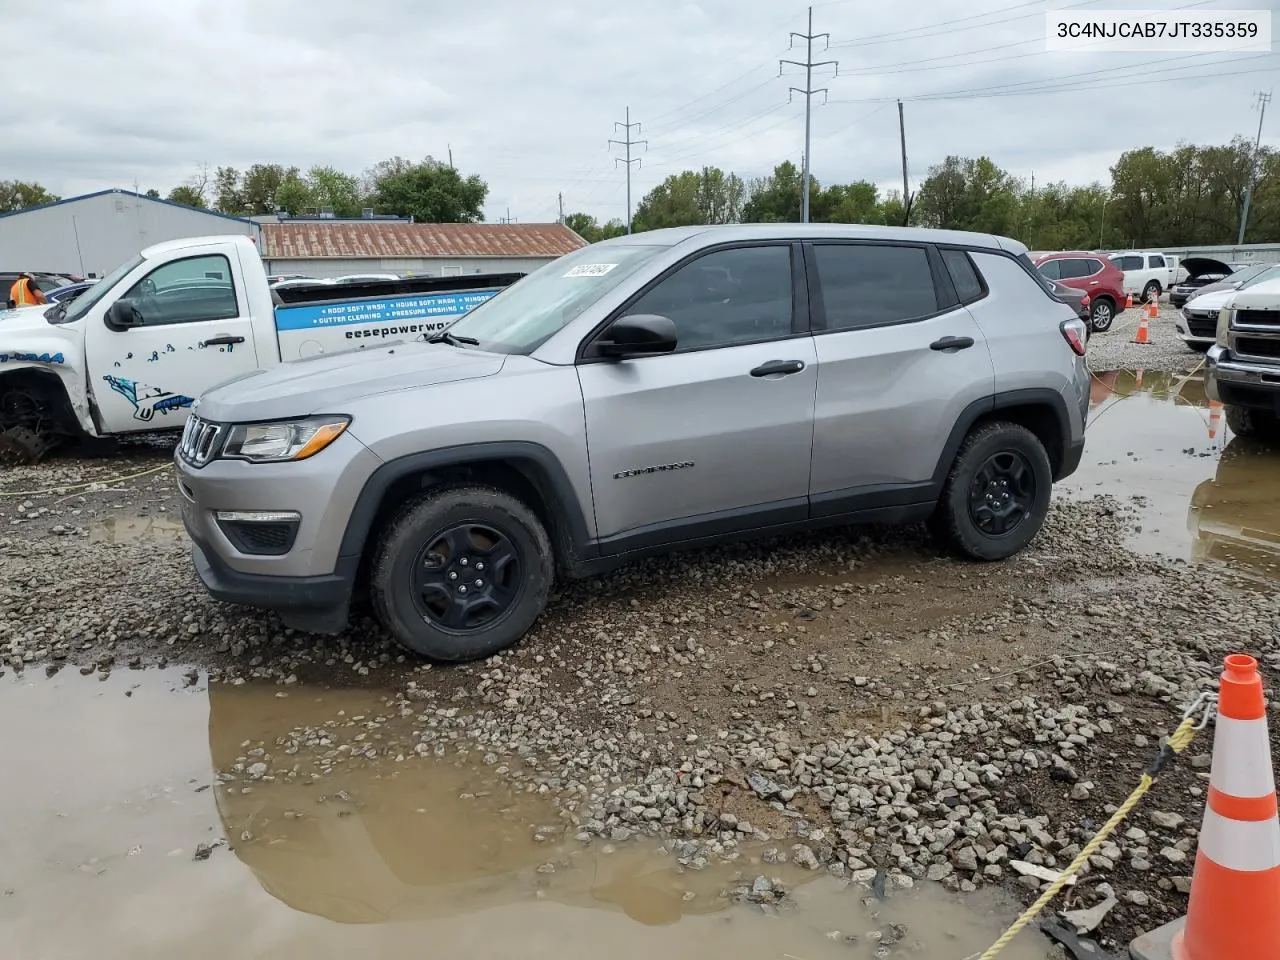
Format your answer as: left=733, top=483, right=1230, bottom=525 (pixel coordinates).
left=1089, top=298, right=1115, bottom=332
left=370, top=483, right=553, bottom=662
left=1142, top=281, right=1161, bottom=303
left=1225, top=405, right=1280, bottom=443
left=931, top=422, right=1053, bottom=561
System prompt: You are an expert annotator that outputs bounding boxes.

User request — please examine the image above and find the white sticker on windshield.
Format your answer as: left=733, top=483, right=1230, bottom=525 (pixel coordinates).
left=563, top=263, right=617, bottom=278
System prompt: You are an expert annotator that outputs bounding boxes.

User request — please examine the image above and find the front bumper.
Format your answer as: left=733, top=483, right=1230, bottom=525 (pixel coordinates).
left=174, top=426, right=382, bottom=633
left=1175, top=310, right=1218, bottom=344
left=189, top=537, right=356, bottom=633
left=1205, top=346, right=1280, bottom=413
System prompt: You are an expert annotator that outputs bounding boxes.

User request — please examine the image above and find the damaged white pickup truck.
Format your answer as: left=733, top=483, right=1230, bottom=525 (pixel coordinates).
left=0, top=234, right=518, bottom=462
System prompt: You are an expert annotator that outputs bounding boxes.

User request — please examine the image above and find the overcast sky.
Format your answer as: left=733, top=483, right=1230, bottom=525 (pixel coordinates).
left=4, top=0, right=1276, bottom=225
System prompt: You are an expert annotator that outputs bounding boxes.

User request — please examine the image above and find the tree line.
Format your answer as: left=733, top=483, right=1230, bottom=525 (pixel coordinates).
left=4, top=137, right=1275, bottom=248
left=567, top=136, right=1279, bottom=249
left=0, top=155, right=488, bottom=225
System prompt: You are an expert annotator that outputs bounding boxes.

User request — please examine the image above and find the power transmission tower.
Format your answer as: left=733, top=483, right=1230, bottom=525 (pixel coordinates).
left=609, top=107, right=647, bottom=233
left=499, top=207, right=516, bottom=224
left=1238, top=90, right=1272, bottom=244
left=781, top=6, right=838, bottom=223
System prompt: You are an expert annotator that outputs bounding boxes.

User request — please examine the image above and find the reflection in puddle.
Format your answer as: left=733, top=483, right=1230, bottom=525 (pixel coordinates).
left=1189, top=437, right=1280, bottom=582
left=1067, top=368, right=1280, bottom=582
left=1, top=670, right=1051, bottom=959
left=88, top=514, right=185, bottom=543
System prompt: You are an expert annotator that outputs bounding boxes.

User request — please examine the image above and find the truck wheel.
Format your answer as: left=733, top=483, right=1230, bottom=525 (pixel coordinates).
left=1225, top=405, right=1280, bottom=442
left=930, top=422, right=1053, bottom=561
left=1142, top=281, right=1161, bottom=303
left=1089, top=298, right=1114, bottom=332
left=0, top=425, right=55, bottom=465
left=370, top=483, right=553, bottom=662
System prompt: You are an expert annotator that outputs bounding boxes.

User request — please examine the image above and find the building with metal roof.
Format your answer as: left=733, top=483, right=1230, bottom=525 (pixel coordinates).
left=260, top=221, right=588, bottom=279
left=0, top=189, right=260, bottom=278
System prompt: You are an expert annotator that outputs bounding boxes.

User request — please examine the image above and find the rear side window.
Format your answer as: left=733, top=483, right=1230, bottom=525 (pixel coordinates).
left=1083, top=258, right=1103, bottom=275
left=1115, top=255, right=1143, bottom=271
left=1057, top=259, right=1090, bottom=280
left=941, top=249, right=986, bottom=304
left=812, top=244, right=939, bottom=331
left=1037, top=259, right=1063, bottom=280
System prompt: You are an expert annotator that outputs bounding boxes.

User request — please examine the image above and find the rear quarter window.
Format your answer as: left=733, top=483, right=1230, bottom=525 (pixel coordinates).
left=940, top=249, right=986, bottom=305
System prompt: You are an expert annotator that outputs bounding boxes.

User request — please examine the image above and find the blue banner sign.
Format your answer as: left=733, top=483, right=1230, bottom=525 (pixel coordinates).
left=275, top=289, right=501, bottom=332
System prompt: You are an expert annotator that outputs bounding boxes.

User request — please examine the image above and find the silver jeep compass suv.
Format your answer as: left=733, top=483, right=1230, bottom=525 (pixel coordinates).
left=176, top=225, right=1091, bottom=662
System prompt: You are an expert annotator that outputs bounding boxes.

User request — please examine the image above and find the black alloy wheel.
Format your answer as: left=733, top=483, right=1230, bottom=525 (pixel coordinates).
left=412, top=523, right=522, bottom=631
left=967, top=450, right=1037, bottom=537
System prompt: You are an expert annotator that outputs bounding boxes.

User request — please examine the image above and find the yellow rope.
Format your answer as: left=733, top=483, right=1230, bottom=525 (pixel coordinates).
left=972, top=715, right=1200, bottom=960
left=0, top=462, right=170, bottom=498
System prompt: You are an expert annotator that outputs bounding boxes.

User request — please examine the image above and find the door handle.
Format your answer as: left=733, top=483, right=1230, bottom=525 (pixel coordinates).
left=201, top=335, right=245, bottom=347
left=929, top=336, right=975, bottom=352
left=750, top=359, right=806, bottom=377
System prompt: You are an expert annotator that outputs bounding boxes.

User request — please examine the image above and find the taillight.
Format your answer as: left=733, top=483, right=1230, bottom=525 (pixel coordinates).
left=1060, top=318, right=1088, bottom=355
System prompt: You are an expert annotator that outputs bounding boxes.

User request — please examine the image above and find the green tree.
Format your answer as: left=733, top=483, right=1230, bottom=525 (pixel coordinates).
left=0, top=180, right=59, bottom=213
left=306, top=165, right=362, bottom=218
left=365, top=156, right=487, bottom=222
left=144, top=188, right=161, bottom=199
left=564, top=212, right=627, bottom=243
left=273, top=169, right=315, bottom=215
left=742, top=161, right=805, bottom=222
left=213, top=165, right=245, bottom=215
left=814, top=180, right=880, bottom=224
left=915, top=155, right=1020, bottom=235
left=632, top=165, right=745, bottom=231
left=166, top=185, right=207, bottom=208
left=242, top=163, right=292, bottom=215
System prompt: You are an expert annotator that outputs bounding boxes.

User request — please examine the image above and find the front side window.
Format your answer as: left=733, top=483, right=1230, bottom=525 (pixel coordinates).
left=118, top=254, right=238, bottom=326
left=1148, top=255, right=1166, bottom=268
left=1114, top=255, right=1143, bottom=271
left=621, top=245, right=793, bottom=351
left=815, top=243, right=939, bottom=331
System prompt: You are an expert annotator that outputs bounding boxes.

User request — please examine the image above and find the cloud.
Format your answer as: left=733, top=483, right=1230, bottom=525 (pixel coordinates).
left=3, top=0, right=1276, bottom=224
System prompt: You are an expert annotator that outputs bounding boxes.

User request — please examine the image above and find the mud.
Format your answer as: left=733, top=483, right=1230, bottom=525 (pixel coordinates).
left=0, top=669, right=1050, bottom=960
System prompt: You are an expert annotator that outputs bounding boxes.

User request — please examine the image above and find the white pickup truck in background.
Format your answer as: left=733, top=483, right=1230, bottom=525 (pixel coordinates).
left=1107, top=251, right=1181, bottom=302
left=0, top=235, right=520, bottom=462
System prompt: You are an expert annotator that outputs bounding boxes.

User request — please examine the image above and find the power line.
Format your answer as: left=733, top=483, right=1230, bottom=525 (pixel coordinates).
left=608, top=106, right=647, bottom=233
left=781, top=5, right=838, bottom=223
left=1238, top=90, right=1272, bottom=244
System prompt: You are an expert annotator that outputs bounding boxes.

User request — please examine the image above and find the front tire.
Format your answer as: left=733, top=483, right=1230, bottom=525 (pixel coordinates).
left=1225, top=405, right=1280, bottom=443
left=1090, top=298, right=1115, bottom=332
left=370, top=483, right=553, bottom=662
left=931, top=422, right=1053, bottom=561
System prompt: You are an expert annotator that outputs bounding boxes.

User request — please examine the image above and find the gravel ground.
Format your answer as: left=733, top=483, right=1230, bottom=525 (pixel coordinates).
left=1086, top=301, right=1207, bottom=374
left=3, top=434, right=1278, bottom=954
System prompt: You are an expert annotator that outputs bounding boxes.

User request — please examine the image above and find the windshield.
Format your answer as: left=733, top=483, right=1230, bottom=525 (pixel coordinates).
left=446, top=243, right=669, bottom=353
left=1239, top=264, right=1280, bottom=289
left=49, top=253, right=144, bottom=324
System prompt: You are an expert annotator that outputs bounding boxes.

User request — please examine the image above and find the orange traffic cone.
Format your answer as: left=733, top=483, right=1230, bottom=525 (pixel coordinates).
left=1126, top=292, right=1134, bottom=309
left=1135, top=368, right=1145, bottom=388
left=1168, top=654, right=1280, bottom=960
left=1148, top=295, right=1160, bottom=320
left=1208, top=400, right=1224, bottom=440
left=1133, top=316, right=1151, bottom=344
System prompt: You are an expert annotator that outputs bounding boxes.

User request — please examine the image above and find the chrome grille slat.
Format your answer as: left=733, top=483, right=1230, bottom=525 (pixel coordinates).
left=179, top=415, right=223, bottom=467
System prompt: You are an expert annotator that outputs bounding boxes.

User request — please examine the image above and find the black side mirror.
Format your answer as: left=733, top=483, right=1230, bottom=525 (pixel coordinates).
left=104, top=300, right=144, bottom=331
left=593, top=313, right=678, bottom=359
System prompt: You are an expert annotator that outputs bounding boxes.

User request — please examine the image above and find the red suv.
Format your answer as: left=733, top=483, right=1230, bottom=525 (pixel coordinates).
left=1031, top=252, right=1127, bottom=332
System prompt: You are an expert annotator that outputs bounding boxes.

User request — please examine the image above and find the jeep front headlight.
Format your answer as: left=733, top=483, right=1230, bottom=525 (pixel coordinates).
left=1216, top=308, right=1232, bottom=349
left=220, top=416, right=350, bottom=463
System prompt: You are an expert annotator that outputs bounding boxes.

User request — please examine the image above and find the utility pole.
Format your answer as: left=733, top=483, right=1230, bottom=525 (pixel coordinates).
left=781, top=6, right=838, bottom=223
left=448, top=145, right=454, bottom=169
left=1238, top=90, right=1272, bottom=245
left=897, top=100, right=911, bottom=225
left=499, top=207, right=516, bottom=224
left=609, top=106, right=646, bottom=233
left=558, top=191, right=564, bottom=225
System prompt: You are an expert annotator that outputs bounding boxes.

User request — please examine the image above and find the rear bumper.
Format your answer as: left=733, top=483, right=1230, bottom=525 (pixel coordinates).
left=1205, top=347, right=1280, bottom=413
left=189, top=535, right=355, bottom=634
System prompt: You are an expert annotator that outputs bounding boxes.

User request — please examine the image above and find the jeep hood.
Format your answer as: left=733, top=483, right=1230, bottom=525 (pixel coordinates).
left=194, top=342, right=507, bottom=423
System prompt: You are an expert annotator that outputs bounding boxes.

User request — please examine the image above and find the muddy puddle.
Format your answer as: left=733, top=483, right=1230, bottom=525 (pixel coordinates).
left=0, top=669, right=1052, bottom=960
left=1065, top=368, right=1280, bottom=582
left=88, top=513, right=185, bottom=543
